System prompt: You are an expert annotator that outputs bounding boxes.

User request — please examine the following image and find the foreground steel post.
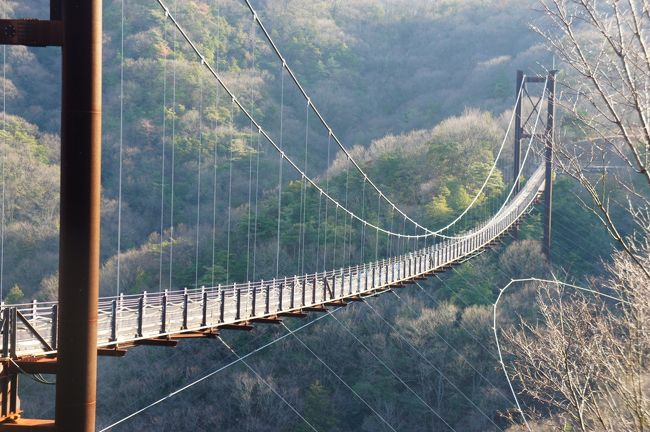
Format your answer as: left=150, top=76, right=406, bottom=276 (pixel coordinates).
left=55, top=0, right=102, bottom=430
left=542, top=71, right=557, bottom=261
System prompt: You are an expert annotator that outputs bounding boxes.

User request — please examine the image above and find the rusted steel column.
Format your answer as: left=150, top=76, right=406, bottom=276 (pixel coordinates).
left=542, top=71, right=557, bottom=262
left=55, top=0, right=102, bottom=430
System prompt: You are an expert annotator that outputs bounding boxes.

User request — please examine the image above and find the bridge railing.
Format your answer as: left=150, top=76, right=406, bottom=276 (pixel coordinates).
left=0, top=165, right=544, bottom=358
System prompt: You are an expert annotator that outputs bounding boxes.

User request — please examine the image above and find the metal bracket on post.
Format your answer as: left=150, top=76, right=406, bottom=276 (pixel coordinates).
left=0, top=20, right=63, bottom=47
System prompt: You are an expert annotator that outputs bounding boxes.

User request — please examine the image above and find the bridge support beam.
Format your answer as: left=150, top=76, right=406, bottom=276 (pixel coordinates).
left=542, top=71, right=557, bottom=262
left=55, top=0, right=103, bottom=431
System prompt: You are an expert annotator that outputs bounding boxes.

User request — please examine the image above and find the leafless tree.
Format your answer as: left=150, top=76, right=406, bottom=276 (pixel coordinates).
left=532, top=0, right=650, bottom=277
left=503, top=237, right=650, bottom=431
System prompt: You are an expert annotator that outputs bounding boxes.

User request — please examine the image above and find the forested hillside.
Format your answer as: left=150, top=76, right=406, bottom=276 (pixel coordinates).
left=2, top=0, right=574, bottom=301
left=2, top=0, right=635, bottom=431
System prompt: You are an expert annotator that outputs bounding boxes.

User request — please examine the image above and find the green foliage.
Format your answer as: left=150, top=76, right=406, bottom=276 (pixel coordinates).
left=4, top=285, right=25, bottom=304
left=293, top=381, right=339, bottom=432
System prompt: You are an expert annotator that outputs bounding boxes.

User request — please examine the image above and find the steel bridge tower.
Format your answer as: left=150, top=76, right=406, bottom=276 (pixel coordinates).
left=0, top=0, right=102, bottom=430
left=513, top=69, right=557, bottom=262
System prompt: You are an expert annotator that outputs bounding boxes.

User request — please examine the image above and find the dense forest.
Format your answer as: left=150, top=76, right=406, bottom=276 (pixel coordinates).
left=2, top=0, right=647, bottom=431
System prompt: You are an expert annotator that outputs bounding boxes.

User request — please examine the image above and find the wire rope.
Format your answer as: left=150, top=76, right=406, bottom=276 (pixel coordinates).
left=329, top=312, right=457, bottom=430
left=158, top=7, right=169, bottom=293
left=252, top=130, right=261, bottom=280
left=280, top=322, right=399, bottom=432
left=98, top=310, right=340, bottom=431
left=218, top=337, right=320, bottom=432
left=240, top=0, right=530, bottom=240
left=225, top=99, right=234, bottom=284
left=116, top=0, right=125, bottom=296
left=275, top=63, right=284, bottom=279
left=168, top=0, right=178, bottom=291
left=362, top=298, right=504, bottom=431
left=300, top=101, right=310, bottom=276
left=245, top=17, right=257, bottom=282
left=154, top=0, right=520, bottom=241
left=210, top=0, right=221, bottom=288
left=194, top=68, right=203, bottom=289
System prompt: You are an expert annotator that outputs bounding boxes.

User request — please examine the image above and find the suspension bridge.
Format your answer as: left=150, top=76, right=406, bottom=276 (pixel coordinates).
left=0, top=0, right=557, bottom=430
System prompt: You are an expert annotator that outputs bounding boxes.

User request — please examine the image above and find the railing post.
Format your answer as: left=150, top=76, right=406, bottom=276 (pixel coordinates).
left=8, top=308, right=17, bottom=414
left=235, top=286, right=241, bottom=320
left=110, top=300, right=117, bottom=342
left=252, top=281, right=260, bottom=317
left=201, top=286, right=208, bottom=327
left=290, top=278, right=295, bottom=309
left=2, top=308, right=9, bottom=359
left=300, top=277, right=306, bottom=307
left=265, top=284, right=270, bottom=315
left=311, top=278, right=316, bottom=304
left=160, top=291, right=168, bottom=334
left=182, top=288, right=189, bottom=330
left=345, top=269, right=350, bottom=294
left=356, top=265, right=361, bottom=294
left=32, top=300, right=37, bottom=321
left=51, top=304, right=58, bottom=350
left=136, top=292, right=145, bottom=337
left=219, top=288, right=225, bottom=323
left=277, top=281, right=284, bottom=312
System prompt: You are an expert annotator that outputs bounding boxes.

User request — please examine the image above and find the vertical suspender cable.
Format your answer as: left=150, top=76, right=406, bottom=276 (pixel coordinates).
left=168, top=0, right=178, bottom=291
left=375, top=194, right=380, bottom=262
left=314, top=190, right=322, bottom=271
left=388, top=206, right=395, bottom=259
left=252, top=130, right=261, bottom=280
left=322, top=132, right=331, bottom=271
left=348, top=216, right=354, bottom=266
left=226, top=99, right=234, bottom=284
left=299, top=101, right=309, bottom=275
left=210, top=0, right=221, bottom=288
left=275, top=64, right=285, bottom=279
left=116, top=0, right=125, bottom=296
left=194, top=69, right=203, bottom=289
left=158, top=8, right=169, bottom=293
left=332, top=201, right=339, bottom=269
left=360, top=179, right=366, bottom=263
left=245, top=19, right=255, bottom=282
left=342, top=157, right=350, bottom=267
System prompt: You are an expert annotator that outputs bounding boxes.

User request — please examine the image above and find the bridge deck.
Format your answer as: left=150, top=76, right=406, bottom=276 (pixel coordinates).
left=2, top=166, right=545, bottom=359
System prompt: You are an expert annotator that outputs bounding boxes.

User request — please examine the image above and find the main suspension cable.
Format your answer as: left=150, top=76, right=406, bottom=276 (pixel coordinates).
left=240, top=0, right=530, bottom=240
left=155, top=0, right=546, bottom=249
